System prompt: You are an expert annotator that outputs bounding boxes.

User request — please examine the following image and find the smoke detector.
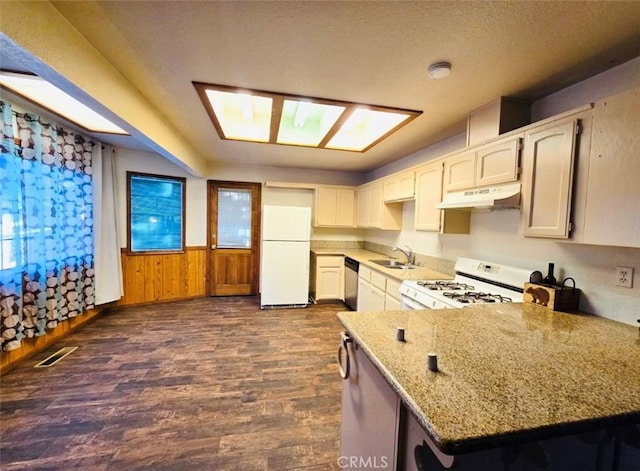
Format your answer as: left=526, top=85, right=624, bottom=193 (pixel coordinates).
left=428, top=62, right=452, bottom=79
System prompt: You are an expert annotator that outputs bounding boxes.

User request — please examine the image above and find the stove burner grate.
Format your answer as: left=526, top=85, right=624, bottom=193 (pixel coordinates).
left=416, top=281, right=475, bottom=291
left=442, top=291, right=513, bottom=304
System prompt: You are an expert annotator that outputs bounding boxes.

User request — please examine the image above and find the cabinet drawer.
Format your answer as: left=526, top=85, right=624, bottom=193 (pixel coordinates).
left=359, top=265, right=372, bottom=283
left=386, top=277, right=402, bottom=301
left=370, top=270, right=387, bottom=291
left=317, top=255, right=343, bottom=268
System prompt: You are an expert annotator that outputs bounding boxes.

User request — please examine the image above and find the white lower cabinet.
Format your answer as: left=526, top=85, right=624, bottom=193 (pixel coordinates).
left=310, top=255, right=344, bottom=302
left=385, top=277, right=402, bottom=311
left=358, top=266, right=385, bottom=311
left=357, top=265, right=402, bottom=312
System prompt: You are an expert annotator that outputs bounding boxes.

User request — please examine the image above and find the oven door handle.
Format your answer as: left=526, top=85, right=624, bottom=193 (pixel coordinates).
left=337, top=332, right=352, bottom=379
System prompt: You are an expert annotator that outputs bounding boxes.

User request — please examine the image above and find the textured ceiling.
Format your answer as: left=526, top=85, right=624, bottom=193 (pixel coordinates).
left=25, top=1, right=640, bottom=171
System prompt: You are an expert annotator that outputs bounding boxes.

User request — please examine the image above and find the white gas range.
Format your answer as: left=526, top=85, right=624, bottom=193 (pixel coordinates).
left=400, top=257, right=533, bottom=310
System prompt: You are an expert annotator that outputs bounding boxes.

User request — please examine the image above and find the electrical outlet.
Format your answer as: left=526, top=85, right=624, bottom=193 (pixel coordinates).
left=615, top=266, right=634, bottom=288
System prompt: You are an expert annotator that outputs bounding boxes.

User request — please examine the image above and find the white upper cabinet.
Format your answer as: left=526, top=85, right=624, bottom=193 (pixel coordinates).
left=580, top=85, right=640, bottom=247
left=475, top=136, right=521, bottom=187
left=521, top=117, right=578, bottom=238
left=356, top=185, right=370, bottom=228
left=357, top=181, right=402, bottom=230
left=414, top=161, right=444, bottom=231
left=443, top=150, right=476, bottom=192
left=314, top=186, right=356, bottom=227
left=383, top=170, right=415, bottom=202
left=443, top=135, right=522, bottom=193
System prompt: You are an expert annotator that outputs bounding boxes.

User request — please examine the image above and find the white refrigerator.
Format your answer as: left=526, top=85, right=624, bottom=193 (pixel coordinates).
left=260, top=205, right=311, bottom=308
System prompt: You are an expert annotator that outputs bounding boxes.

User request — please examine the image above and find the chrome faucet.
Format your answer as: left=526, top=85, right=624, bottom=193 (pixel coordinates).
left=392, top=245, right=413, bottom=265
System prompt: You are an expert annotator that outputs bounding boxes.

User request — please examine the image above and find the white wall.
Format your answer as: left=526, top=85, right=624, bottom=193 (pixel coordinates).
left=364, top=57, right=640, bottom=325
left=114, top=148, right=364, bottom=247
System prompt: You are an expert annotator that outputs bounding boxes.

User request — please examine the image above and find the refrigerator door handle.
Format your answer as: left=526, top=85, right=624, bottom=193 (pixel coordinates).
left=337, top=332, right=352, bottom=380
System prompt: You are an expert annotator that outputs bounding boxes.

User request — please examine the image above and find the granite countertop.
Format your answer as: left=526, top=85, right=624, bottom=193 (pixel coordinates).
left=337, top=304, right=640, bottom=454
left=311, top=248, right=452, bottom=281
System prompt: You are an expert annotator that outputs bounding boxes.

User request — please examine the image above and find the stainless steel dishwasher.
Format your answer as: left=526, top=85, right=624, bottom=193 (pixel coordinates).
left=344, top=257, right=359, bottom=310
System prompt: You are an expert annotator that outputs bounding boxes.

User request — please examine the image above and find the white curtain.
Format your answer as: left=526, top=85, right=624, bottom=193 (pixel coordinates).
left=93, top=144, right=123, bottom=304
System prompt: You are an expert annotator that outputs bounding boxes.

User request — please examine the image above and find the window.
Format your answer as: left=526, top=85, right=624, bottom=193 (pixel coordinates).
left=128, top=172, right=185, bottom=253
left=217, top=188, right=252, bottom=248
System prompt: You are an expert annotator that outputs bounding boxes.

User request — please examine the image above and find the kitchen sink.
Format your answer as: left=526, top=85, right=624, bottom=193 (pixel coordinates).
left=370, top=259, right=416, bottom=269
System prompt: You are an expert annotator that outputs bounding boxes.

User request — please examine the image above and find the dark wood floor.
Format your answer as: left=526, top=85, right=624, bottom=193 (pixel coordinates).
left=1, top=297, right=347, bottom=470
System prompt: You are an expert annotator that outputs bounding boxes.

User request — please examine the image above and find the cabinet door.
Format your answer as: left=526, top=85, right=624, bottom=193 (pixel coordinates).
left=357, top=278, right=370, bottom=311
left=370, top=285, right=386, bottom=312
left=583, top=86, right=640, bottom=247
left=521, top=119, right=577, bottom=238
left=336, top=188, right=356, bottom=226
left=340, top=341, right=400, bottom=469
left=369, top=182, right=383, bottom=228
left=383, top=171, right=415, bottom=202
left=317, top=267, right=343, bottom=300
left=357, top=186, right=370, bottom=228
left=443, top=150, right=476, bottom=192
left=315, top=187, right=355, bottom=227
left=314, top=187, right=338, bottom=226
left=384, top=293, right=401, bottom=311
left=396, top=171, right=416, bottom=200
left=415, top=161, right=444, bottom=231
left=475, top=136, right=521, bottom=187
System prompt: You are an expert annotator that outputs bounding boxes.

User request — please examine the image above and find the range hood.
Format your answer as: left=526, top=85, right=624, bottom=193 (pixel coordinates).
left=436, top=182, right=521, bottom=210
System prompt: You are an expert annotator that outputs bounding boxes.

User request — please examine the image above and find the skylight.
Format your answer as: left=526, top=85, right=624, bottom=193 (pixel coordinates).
left=0, top=70, right=128, bottom=135
left=194, top=83, right=421, bottom=152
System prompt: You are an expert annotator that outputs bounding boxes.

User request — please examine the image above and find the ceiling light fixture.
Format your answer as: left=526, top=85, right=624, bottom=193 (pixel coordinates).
left=427, top=62, right=452, bottom=79
left=193, top=82, right=422, bottom=152
left=0, top=70, right=128, bottom=135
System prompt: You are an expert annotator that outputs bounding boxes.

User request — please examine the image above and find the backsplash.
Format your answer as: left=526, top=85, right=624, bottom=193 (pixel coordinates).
left=364, top=242, right=455, bottom=276
left=310, top=240, right=364, bottom=250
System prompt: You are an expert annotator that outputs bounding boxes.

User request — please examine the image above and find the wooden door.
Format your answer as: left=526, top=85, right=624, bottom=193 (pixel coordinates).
left=208, top=181, right=261, bottom=295
left=521, top=119, right=577, bottom=238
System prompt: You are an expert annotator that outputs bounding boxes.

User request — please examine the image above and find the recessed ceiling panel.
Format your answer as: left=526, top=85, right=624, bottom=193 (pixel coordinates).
left=326, top=108, right=413, bottom=152
left=277, top=100, right=345, bottom=146
left=194, top=82, right=421, bottom=153
left=0, top=71, right=128, bottom=135
left=205, top=90, right=272, bottom=143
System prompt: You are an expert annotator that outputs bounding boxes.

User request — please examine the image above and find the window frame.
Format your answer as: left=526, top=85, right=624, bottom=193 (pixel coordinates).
left=126, top=171, right=186, bottom=255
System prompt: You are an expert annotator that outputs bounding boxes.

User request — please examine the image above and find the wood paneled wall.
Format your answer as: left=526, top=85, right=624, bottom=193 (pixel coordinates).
left=0, top=305, right=108, bottom=374
left=117, top=247, right=208, bottom=306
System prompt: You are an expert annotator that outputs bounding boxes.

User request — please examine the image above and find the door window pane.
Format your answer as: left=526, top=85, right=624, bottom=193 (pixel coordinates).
left=217, top=189, right=251, bottom=248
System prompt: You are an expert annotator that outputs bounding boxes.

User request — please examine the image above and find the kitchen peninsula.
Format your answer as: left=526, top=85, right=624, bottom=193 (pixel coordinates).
left=338, top=304, right=640, bottom=470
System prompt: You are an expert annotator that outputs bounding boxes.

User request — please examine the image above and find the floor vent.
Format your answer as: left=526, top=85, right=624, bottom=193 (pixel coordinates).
left=34, top=346, right=78, bottom=368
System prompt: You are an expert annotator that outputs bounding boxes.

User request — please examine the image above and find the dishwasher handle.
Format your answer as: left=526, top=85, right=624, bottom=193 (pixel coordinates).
left=337, top=332, right=352, bottom=379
